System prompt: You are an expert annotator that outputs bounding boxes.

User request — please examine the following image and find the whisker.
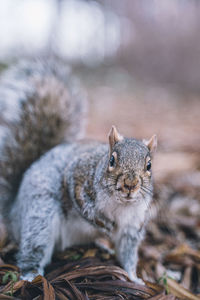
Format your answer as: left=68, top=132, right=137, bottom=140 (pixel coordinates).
left=139, top=191, right=150, bottom=209
left=143, top=190, right=153, bottom=197
left=139, top=191, right=154, bottom=219
left=141, top=186, right=153, bottom=197
left=141, top=184, right=153, bottom=193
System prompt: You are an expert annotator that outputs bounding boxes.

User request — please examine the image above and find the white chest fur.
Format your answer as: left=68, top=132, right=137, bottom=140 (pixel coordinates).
left=115, top=201, right=147, bottom=229
left=97, top=192, right=149, bottom=234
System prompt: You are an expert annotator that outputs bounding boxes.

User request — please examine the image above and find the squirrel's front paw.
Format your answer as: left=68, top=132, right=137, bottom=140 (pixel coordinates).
left=128, top=272, right=145, bottom=285
left=20, top=268, right=44, bottom=281
left=20, top=272, right=36, bottom=281
left=94, top=214, right=115, bottom=234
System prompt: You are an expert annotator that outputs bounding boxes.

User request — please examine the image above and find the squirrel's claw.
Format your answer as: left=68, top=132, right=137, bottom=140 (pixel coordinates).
left=128, top=272, right=145, bottom=285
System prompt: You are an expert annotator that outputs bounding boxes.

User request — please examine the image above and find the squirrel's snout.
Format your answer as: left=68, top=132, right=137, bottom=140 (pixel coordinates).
left=116, top=174, right=141, bottom=200
left=122, top=176, right=139, bottom=193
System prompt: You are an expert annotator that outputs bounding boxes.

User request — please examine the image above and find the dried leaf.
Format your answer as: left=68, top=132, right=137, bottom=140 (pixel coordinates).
left=181, top=266, right=192, bottom=290
left=167, top=277, right=200, bottom=300
left=83, top=249, right=97, bottom=258
left=148, top=294, right=176, bottom=300
left=165, top=244, right=200, bottom=262
left=0, top=295, right=19, bottom=300
left=41, top=276, right=55, bottom=300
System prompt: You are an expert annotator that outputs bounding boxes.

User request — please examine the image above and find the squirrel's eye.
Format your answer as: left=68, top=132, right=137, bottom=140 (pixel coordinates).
left=146, top=160, right=151, bottom=171
left=109, top=155, right=115, bottom=167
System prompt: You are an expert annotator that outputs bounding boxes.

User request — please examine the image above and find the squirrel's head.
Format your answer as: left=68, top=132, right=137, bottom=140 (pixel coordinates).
left=106, top=126, right=157, bottom=204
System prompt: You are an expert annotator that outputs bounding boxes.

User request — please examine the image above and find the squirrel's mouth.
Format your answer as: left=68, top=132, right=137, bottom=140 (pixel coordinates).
left=116, top=183, right=140, bottom=192
left=125, top=195, right=133, bottom=200
left=116, top=186, right=140, bottom=202
left=125, top=190, right=140, bottom=201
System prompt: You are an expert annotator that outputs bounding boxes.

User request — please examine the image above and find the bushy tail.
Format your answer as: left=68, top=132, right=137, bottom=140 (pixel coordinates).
left=0, top=58, right=87, bottom=217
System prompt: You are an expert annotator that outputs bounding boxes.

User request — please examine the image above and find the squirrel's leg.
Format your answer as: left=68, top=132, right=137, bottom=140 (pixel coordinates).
left=115, top=227, right=145, bottom=285
left=16, top=201, right=60, bottom=281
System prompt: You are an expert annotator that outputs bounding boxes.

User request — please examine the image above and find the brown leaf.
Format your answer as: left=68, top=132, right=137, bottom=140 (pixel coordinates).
left=165, top=244, right=200, bottom=264
left=167, top=277, right=200, bottom=300
left=0, top=264, right=19, bottom=272
left=62, top=279, right=86, bottom=300
left=83, top=249, right=97, bottom=258
left=41, top=276, right=55, bottom=300
left=181, top=266, right=192, bottom=290
left=148, top=293, right=177, bottom=300
left=52, top=265, right=130, bottom=282
left=0, top=295, right=20, bottom=300
left=76, top=280, right=156, bottom=298
left=1, top=280, right=24, bottom=295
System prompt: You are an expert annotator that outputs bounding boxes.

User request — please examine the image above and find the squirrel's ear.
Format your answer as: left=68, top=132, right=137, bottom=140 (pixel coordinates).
left=108, top=126, right=123, bottom=153
left=143, top=134, right=157, bottom=156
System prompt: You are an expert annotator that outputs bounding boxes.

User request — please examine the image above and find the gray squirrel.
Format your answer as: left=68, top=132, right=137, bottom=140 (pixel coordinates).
left=0, top=59, right=157, bottom=285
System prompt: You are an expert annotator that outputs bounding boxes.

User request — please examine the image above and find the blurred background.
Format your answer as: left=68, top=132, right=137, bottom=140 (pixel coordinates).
left=0, top=0, right=199, bottom=293
left=0, top=0, right=199, bottom=152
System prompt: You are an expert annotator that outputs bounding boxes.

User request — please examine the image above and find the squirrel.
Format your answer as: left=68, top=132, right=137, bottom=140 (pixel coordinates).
left=0, top=58, right=157, bottom=285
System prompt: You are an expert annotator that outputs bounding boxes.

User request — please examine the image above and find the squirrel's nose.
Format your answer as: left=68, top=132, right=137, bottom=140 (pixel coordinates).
left=124, top=176, right=139, bottom=190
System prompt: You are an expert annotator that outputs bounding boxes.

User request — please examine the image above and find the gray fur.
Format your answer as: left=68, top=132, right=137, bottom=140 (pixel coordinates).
left=0, top=60, right=156, bottom=284
left=0, top=58, right=87, bottom=218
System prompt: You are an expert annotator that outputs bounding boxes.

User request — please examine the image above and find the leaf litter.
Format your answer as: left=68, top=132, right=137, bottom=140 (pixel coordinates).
left=0, top=174, right=199, bottom=300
